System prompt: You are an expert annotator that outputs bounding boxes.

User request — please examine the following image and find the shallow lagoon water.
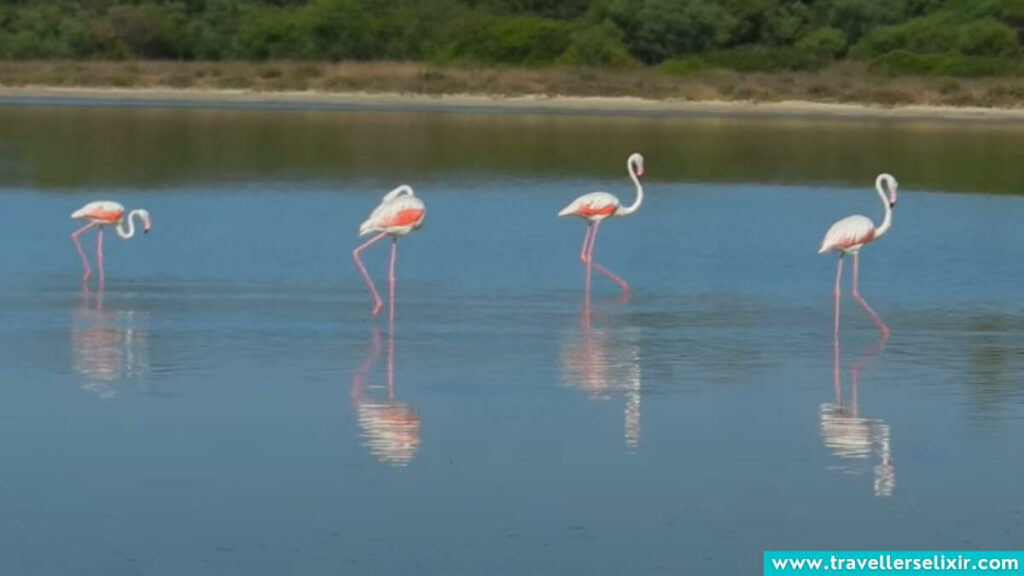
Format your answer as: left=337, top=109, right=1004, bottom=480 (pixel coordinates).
left=1, top=106, right=1023, bottom=575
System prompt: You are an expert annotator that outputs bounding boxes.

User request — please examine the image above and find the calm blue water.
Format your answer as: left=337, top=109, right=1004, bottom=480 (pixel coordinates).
left=2, top=124, right=1024, bottom=574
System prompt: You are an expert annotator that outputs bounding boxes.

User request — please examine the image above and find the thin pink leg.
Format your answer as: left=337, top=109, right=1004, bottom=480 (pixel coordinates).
left=580, top=223, right=594, bottom=296
left=386, top=240, right=396, bottom=401
left=388, top=237, right=397, bottom=327
left=96, top=226, right=105, bottom=289
left=833, top=255, right=843, bottom=340
left=850, top=253, right=889, bottom=339
left=71, top=222, right=95, bottom=283
left=352, top=232, right=388, bottom=316
left=588, top=221, right=630, bottom=295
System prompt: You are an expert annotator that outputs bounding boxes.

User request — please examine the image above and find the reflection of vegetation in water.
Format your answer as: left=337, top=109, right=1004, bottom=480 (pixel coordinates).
left=2, top=106, right=1023, bottom=195
left=964, top=315, right=1024, bottom=420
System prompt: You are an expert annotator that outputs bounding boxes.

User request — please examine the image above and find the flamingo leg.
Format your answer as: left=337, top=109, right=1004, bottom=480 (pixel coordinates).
left=71, top=222, right=95, bottom=282
left=833, top=255, right=843, bottom=340
left=388, top=237, right=397, bottom=327
left=580, top=223, right=594, bottom=296
left=352, top=232, right=388, bottom=316
left=587, top=221, right=630, bottom=295
left=96, top=226, right=105, bottom=288
left=850, top=252, right=889, bottom=338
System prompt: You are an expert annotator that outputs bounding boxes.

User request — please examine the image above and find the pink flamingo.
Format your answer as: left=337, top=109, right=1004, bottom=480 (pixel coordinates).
left=559, top=153, right=644, bottom=298
left=818, top=173, right=897, bottom=339
left=71, top=201, right=151, bottom=286
left=352, top=185, right=426, bottom=319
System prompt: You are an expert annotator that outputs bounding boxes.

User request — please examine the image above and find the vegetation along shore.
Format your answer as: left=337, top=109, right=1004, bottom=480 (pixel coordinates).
left=0, top=0, right=1022, bottom=109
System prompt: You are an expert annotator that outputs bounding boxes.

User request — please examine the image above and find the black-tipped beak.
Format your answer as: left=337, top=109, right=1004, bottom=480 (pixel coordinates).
left=890, top=201, right=897, bottom=208
left=144, top=229, right=150, bottom=234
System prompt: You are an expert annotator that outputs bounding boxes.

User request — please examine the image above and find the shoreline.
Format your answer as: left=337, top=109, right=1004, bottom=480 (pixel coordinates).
left=2, top=86, right=1024, bottom=121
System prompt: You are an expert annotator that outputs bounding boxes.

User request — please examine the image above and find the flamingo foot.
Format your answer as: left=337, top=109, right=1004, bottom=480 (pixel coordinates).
left=372, top=301, right=383, bottom=317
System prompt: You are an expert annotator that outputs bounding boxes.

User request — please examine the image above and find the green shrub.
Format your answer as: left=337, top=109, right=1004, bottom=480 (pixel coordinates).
left=868, top=49, right=945, bottom=74
left=559, top=21, right=636, bottom=67
left=704, top=46, right=819, bottom=72
left=630, top=0, right=737, bottom=64
left=934, top=54, right=1018, bottom=76
left=439, top=13, right=571, bottom=64
left=956, top=19, right=1019, bottom=57
left=657, top=55, right=708, bottom=75
left=870, top=49, right=1019, bottom=76
left=795, top=27, right=848, bottom=59
left=850, top=13, right=959, bottom=58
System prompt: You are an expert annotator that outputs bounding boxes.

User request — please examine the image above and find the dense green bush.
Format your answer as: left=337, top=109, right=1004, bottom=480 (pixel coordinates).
left=795, top=28, right=849, bottom=59
left=704, top=46, right=819, bottom=72
left=559, top=21, right=636, bottom=67
left=0, top=0, right=1020, bottom=76
left=870, top=49, right=1019, bottom=76
left=956, top=18, right=1019, bottom=57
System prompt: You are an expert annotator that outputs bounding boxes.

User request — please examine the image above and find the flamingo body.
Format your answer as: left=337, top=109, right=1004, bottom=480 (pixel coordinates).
left=72, top=201, right=125, bottom=225
left=818, top=215, right=876, bottom=254
left=558, top=192, right=621, bottom=221
left=360, top=195, right=426, bottom=237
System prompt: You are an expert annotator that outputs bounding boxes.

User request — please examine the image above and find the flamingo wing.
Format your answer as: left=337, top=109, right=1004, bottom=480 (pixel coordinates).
left=819, top=215, right=876, bottom=253
left=558, top=192, right=620, bottom=219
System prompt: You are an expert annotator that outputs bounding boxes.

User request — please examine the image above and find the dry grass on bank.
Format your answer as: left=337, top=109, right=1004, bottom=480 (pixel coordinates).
left=1, top=60, right=1023, bottom=108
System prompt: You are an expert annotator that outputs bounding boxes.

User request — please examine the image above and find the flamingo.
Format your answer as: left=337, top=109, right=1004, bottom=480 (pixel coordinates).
left=352, top=185, right=426, bottom=319
left=818, top=173, right=897, bottom=338
left=71, top=201, right=151, bottom=286
left=558, top=153, right=644, bottom=298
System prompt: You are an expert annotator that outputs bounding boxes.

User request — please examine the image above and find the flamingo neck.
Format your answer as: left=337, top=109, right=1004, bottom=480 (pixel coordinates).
left=874, top=179, right=893, bottom=239
left=616, top=161, right=643, bottom=216
left=116, top=210, right=140, bottom=239
left=383, top=185, right=414, bottom=203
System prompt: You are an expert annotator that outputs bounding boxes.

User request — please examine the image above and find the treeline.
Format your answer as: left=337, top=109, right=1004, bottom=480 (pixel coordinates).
left=1, top=0, right=1022, bottom=75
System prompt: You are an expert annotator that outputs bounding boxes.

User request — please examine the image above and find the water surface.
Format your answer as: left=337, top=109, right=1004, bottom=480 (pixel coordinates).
left=1, top=105, right=1022, bottom=575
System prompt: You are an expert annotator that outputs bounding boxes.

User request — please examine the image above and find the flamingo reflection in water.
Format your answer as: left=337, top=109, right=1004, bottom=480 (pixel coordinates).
left=820, top=333, right=894, bottom=497
left=350, top=325, right=421, bottom=467
left=71, top=285, right=150, bottom=398
left=560, top=300, right=642, bottom=452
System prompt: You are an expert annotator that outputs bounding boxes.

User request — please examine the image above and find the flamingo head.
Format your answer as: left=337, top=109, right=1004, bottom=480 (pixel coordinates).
left=629, top=153, right=644, bottom=178
left=878, top=173, right=898, bottom=208
left=137, top=209, right=152, bottom=234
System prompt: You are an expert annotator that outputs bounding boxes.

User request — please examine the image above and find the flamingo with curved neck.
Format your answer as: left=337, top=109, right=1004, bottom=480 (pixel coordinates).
left=558, top=152, right=645, bottom=300
left=70, top=201, right=151, bottom=286
left=818, top=173, right=898, bottom=338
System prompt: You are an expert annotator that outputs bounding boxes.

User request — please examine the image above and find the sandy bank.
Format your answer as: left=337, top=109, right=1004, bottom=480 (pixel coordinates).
left=2, top=86, right=1024, bottom=121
